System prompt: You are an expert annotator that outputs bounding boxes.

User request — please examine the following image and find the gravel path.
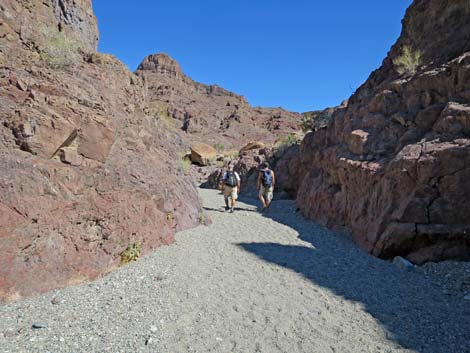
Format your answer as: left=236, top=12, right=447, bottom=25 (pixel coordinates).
left=1, top=189, right=469, bottom=353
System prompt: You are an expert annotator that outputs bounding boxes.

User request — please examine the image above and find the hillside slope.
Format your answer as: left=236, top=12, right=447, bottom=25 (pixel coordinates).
left=136, top=53, right=301, bottom=149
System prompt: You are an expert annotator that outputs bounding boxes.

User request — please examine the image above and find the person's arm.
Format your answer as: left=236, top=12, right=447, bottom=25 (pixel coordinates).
left=236, top=173, right=241, bottom=192
left=271, top=170, right=275, bottom=189
left=257, top=172, right=261, bottom=190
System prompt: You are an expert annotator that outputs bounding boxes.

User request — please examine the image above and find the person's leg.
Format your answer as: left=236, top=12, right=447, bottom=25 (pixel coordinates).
left=231, top=198, right=236, bottom=212
left=265, top=187, right=274, bottom=209
left=230, top=188, right=237, bottom=212
left=223, top=187, right=230, bottom=211
left=258, top=187, right=267, bottom=210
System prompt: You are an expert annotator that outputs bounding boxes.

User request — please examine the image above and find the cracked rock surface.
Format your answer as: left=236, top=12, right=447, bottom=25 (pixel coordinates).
left=288, top=0, right=470, bottom=263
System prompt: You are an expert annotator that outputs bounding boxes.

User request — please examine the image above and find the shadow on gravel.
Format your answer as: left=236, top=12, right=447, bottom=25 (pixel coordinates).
left=236, top=197, right=470, bottom=353
left=203, top=206, right=258, bottom=213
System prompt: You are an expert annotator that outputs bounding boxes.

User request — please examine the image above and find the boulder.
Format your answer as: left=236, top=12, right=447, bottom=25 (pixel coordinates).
left=78, top=121, right=115, bottom=163
left=239, top=141, right=266, bottom=154
left=190, top=143, right=217, bottom=166
left=347, top=130, right=369, bottom=155
left=392, top=256, right=415, bottom=271
left=59, top=148, right=82, bottom=166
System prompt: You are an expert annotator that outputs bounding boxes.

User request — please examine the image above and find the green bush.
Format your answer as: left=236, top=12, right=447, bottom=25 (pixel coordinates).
left=274, top=133, right=298, bottom=156
left=178, top=158, right=192, bottom=175
left=40, top=27, right=81, bottom=69
left=300, top=111, right=333, bottom=132
left=393, top=45, right=422, bottom=76
left=198, top=211, right=209, bottom=225
left=300, top=114, right=313, bottom=132
left=120, top=243, right=142, bottom=265
left=213, top=143, right=225, bottom=152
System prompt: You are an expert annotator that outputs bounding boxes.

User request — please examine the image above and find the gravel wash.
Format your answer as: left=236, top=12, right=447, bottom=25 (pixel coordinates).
left=1, top=188, right=469, bottom=353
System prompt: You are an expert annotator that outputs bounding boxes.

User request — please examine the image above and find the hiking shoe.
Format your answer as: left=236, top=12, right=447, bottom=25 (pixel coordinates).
left=223, top=206, right=230, bottom=212
left=230, top=208, right=234, bottom=213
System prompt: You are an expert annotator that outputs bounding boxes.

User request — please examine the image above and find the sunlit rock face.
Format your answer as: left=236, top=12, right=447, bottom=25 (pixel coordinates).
left=0, top=0, right=202, bottom=302
left=135, top=53, right=301, bottom=149
left=292, top=0, right=470, bottom=263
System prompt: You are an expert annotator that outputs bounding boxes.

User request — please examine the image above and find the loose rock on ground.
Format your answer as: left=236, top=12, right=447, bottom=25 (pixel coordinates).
left=0, top=189, right=469, bottom=353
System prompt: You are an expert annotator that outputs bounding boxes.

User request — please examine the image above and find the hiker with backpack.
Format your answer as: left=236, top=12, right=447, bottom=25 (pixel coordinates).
left=257, top=162, right=275, bottom=212
left=220, top=164, right=241, bottom=213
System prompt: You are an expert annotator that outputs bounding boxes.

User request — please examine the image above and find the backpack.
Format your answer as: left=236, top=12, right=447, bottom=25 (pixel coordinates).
left=224, top=171, right=238, bottom=187
left=261, top=169, right=273, bottom=187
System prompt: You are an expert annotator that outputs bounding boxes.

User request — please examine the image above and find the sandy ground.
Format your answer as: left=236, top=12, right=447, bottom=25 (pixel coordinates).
left=0, top=188, right=469, bottom=353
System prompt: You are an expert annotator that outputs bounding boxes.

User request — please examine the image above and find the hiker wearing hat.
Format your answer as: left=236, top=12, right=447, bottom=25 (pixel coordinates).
left=220, top=164, right=241, bottom=213
left=257, top=162, right=275, bottom=212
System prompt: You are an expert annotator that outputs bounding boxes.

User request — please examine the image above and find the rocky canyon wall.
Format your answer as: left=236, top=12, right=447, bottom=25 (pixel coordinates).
left=135, top=53, right=301, bottom=150
left=294, top=0, right=470, bottom=263
left=0, top=0, right=201, bottom=302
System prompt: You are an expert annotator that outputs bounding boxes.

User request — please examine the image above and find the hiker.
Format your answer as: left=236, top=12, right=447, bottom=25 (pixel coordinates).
left=257, top=162, right=275, bottom=212
left=220, top=164, right=241, bottom=213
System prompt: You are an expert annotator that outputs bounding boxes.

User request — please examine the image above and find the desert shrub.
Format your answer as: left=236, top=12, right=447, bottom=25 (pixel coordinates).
left=213, top=143, right=225, bottom=152
left=120, top=242, right=142, bottom=265
left=301, top=111, right=333, bottom=132
left=178, top=158, right=192, bottom=175
left=274, top=133, right=298, bottom=156
left=300, top=114, right=313, bottom=132
left=152, top=103, right=171, bottom=120
left=393, top=45, right=422, bottom=75
left=198, top=211, right=209, bottom=225
left=40, top=27, right=82, bottom=69
left=223, top=149, right=240, bottom=159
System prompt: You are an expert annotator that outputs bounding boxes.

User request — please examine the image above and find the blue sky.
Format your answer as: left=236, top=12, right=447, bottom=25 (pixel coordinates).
left=93, top=1, right=412, bottom=112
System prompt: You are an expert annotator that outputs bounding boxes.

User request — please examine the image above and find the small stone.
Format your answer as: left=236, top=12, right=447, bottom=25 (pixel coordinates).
left=392, top=256, right=414, bottom=271
left=16, top=79, right=27, bottom=91
left=29, top=89, right=37, bottom=100
left=150, top=325, right=158, bottom=333
left=32, top=323, right=48, bottom=329
left=59, top=148, right=82, bottom=166
left=145, top=337, right=153, bottom=346
left=3, top=328, right=17, bottom=338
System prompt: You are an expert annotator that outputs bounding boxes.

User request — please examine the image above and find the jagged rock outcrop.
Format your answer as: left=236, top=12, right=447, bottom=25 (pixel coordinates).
left=0, top=1, right=201, bottom=302
left=292, top=0, right=470, bottom=264
left=135, top=53, right=301, bottom=149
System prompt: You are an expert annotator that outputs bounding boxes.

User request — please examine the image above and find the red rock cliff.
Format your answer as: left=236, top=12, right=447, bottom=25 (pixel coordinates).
left=0, top=0, right=201, bottom=302
left=295, top=0, right=470, bottom=264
